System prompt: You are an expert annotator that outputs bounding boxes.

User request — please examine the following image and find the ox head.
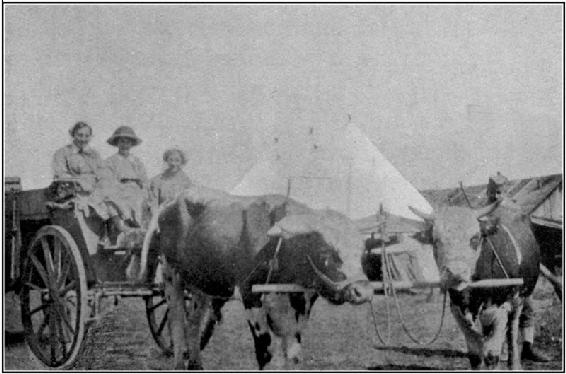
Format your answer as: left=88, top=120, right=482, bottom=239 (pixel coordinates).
left=409, top=203, right=500, bottom=291
left=409, top=202, right=520, bottom=369
left=266, top=214, right=373, bottom=305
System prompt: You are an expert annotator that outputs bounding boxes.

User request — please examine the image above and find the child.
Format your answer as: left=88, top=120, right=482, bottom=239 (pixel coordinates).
left=150, top=148, right=193, bottom=205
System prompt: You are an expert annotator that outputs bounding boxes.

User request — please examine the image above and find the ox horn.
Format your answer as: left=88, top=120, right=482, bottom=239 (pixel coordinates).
left=306, top=255, right=347, bottom=292
left=408, top=206, right=434, bottom=221
left=475, top=200, right=501, bottom=220
left=138, top=201, right=171, bottom=282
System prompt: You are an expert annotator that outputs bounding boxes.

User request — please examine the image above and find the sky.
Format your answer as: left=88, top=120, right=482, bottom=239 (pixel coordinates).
left=3, top=4, right=563, bottom=192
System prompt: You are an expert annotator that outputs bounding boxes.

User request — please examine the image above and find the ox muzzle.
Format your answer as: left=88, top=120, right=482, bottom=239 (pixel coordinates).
left=306, top=255, right=373, bottom=305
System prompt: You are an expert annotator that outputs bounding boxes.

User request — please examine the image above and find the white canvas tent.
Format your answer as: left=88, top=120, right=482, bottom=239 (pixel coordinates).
left=232, top=123, right=433, bottom=221
left=232, top=122, right=439, bottom=283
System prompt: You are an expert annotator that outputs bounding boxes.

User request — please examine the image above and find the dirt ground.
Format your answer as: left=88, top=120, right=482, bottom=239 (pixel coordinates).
left=3, top=277, right=563, bottom=371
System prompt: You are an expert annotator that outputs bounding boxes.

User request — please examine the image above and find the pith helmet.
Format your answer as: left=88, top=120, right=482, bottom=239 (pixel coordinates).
left=107, top=126, right=142, bottom=146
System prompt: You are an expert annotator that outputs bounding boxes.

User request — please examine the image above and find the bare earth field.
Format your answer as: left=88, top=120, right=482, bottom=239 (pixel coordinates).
left=4, top=277, right=562, bottom=371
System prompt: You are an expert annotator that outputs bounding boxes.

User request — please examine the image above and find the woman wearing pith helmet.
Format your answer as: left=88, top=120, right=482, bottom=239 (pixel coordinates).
left=103, top=126, right=150, bottom=232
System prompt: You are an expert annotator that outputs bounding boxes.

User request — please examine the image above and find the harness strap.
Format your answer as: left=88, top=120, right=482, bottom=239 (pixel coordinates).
left=265, top=237, right=283, bottom=284
left=480, top=222, right=523, bottom=280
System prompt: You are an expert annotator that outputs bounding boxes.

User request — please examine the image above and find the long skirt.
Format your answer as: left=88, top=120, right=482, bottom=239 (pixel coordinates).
left=102, top=181, right=151, bottom=228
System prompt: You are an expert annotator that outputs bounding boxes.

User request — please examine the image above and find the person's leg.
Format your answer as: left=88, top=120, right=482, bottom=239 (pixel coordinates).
left=520, top=296, right=551, bottom=362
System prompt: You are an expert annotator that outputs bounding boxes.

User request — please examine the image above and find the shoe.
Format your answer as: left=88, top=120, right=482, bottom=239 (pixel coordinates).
left=521, top=342, right=551, bottom=362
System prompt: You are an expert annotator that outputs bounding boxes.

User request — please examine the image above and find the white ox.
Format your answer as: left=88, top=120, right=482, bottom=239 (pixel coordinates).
left=410, top=201, right=541, bottom=370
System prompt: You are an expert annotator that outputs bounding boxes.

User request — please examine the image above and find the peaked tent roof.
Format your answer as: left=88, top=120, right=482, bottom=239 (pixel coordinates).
left=232, top=123, right=432, bottom=222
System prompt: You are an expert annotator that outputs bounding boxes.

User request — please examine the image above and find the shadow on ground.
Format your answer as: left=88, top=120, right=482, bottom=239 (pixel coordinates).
left=368, top=364, right=448, bottom=370
left=4, top=331, right=26, bottom=346
left=373, top=344, right=468, bottom=358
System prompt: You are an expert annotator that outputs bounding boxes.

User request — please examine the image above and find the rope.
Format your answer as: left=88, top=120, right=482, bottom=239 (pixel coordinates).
left=369, top=294, right=391, bottom=345
left=383, top=247, right=448, bottom=345
left=481, top=235, right=510, bottom=279
left=264, top=237, right=283, bottom=285
left=367, top=235, right=392, bottom=345
left=260, top=237, right=284, bottom=303
left=368, top=217, right=447, bottom=346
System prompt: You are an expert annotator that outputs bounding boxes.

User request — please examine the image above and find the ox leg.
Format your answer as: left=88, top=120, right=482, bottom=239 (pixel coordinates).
left=163, top=265, right=187, bottom=370
left=286, top=291, right=317, bottom=366
left=185, top=290, right=209, bottom=370
left=242, top=289, right=316, bottom=370
left=260, top=292, right=316, bottom=370
left=507, top=298, right=523, bottom=370
left=479, top=304, right=509, bottom=370
left=200, top=298, right=225, bottom=350
left=246, top=305, right=274, bottom=369
left=450, top=304, right=483, bottom=369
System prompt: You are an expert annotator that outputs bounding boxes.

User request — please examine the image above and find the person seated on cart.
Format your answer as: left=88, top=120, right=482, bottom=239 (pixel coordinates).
left=149, top=148, right=193, bottom=205
left=138, top=148, right=194, bottom=283
left=103, top=126, right=151, bottom=234
left=51, top=121, right=139, bottom=246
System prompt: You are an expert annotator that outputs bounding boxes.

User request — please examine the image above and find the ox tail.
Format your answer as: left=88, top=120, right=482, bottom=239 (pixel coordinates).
left=138, top=205, right=161, bottom=282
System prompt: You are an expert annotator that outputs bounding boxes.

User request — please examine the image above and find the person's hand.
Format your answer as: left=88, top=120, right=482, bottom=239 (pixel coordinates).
left=78, top=177, right=96, bottom=192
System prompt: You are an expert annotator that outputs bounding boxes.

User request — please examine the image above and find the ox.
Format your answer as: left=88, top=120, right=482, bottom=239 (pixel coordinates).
left=138, top=185, right=373, bottom=370
left=410, top=200, right=540, bottom=370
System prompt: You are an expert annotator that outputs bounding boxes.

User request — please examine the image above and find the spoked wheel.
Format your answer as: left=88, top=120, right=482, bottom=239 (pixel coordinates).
left=145, top=289, right=191, bottom=356
left=20, top=225, right=89, bottom=369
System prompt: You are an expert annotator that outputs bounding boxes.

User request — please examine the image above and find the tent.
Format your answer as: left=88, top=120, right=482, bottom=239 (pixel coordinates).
left=232, top=123, right=433, bottom=221
left=232, top=123, right=439, bottom=283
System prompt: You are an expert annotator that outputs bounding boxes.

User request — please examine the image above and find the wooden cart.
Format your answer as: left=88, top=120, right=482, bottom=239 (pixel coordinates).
left=4, top=177, right=178, bottom=369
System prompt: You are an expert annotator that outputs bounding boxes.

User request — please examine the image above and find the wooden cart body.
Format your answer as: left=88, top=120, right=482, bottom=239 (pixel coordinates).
left=4, top=178, right=175, bottom=369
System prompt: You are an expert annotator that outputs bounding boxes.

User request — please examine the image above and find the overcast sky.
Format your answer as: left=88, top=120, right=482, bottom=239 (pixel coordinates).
left=4, top=4, right=563, bottom=191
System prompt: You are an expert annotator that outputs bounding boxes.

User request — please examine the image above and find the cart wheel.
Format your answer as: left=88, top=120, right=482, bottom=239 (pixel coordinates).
left=145, top=290, right=192, bottom=356
left=20, top=225, right=89, bottom=369
left=145, top=291, right=173, bottom=356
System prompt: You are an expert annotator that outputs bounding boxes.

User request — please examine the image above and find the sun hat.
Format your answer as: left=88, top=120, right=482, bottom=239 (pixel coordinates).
left=107, top=126, right=142, bottom=146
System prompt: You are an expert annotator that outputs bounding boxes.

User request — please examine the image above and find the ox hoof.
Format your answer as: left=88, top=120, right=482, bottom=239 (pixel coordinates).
left=468, top=354, right=482, bottom=370
left=187, top=360, right=203, bottom=370
left=174, top=363, right=185, bottom=370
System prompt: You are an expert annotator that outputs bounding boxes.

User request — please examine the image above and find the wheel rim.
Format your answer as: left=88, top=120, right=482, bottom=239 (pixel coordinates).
left=20, top=226, right=87, bottom=368
left=145, top=292, right=173, bottom=356
left=145, top=290, right=192, bottom=356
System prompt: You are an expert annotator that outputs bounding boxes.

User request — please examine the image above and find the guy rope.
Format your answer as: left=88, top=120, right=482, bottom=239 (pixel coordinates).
left=368, top=206, right=448, bottom=345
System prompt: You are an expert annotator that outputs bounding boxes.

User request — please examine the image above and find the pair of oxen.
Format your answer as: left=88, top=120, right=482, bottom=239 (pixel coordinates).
left=138, top=185, right=541, bottom=370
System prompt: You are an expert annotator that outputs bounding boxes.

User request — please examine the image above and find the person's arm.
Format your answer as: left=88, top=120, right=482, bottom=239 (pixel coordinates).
left=135, top=157, right=149, bottom=190
left=148, top=177, right=160, bottom=201
left=148, top=176, right=161, bottom=212
left=52, top=147, right=73, bottom=179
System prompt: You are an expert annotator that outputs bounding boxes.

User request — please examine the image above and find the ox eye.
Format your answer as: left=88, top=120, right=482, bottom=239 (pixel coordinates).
left=320, top=254, right=330, bottom=267
left=482, top=324, right=494, bottom=337
left=470, top=234, right=481, bottom=251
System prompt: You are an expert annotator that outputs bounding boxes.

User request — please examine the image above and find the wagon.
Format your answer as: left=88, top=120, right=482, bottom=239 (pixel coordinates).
left=4, top=177, right=180, bottom=369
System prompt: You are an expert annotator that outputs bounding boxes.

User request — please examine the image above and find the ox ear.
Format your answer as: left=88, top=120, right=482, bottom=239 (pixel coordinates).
left=408, top=206, right=434, bottom=222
